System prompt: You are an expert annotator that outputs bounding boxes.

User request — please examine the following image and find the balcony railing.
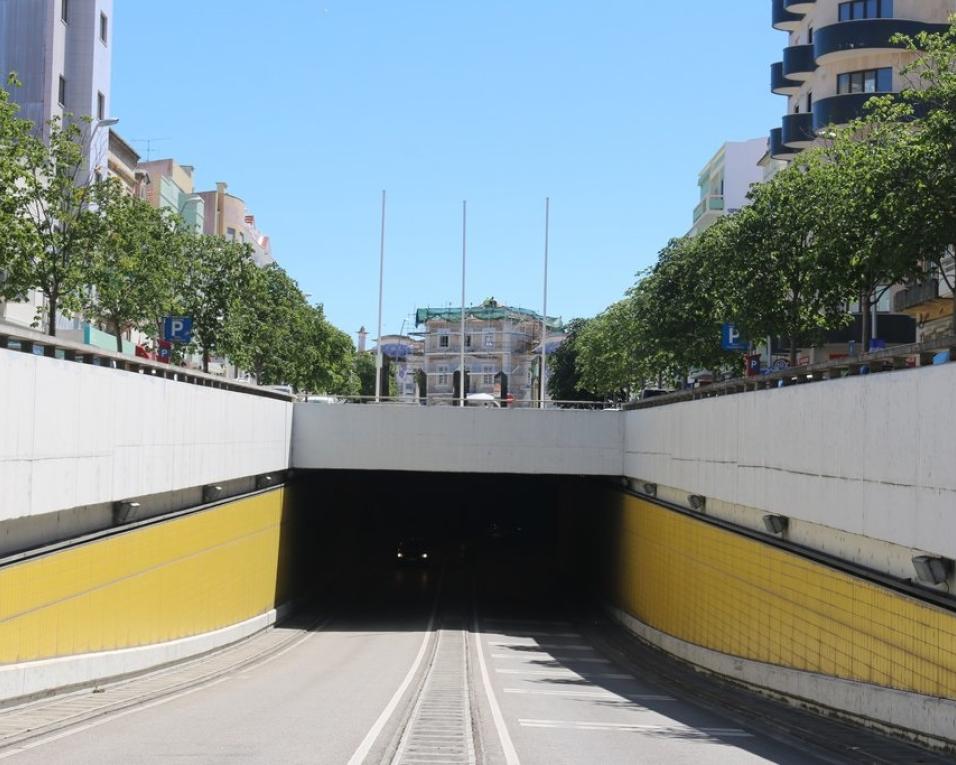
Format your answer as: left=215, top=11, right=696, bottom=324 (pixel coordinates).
left=815, top=19, right=950, bottom=63
left=894, top=279, right=940, bottom=313
left=693, top=195, right=724, bottom=223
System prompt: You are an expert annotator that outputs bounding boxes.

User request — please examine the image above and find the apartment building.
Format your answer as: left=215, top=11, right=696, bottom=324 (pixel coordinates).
left=0, top=0, right=113, bottom=333
left=411, top=300, right=562, bottom=406
left=770, top=0, right=953, bottom=160
left=689, top=138, right=766, bottom=236
left=138, top=158, right=205, bottom=233
left=197, top=182, right=274, bottom=267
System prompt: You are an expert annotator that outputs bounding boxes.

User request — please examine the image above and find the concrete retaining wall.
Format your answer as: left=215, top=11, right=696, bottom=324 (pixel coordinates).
left=624, top=362, right=956, bottom=561
left=0, top=348, right=293, bottom=526
left=292, top=404, right=624, bottom=476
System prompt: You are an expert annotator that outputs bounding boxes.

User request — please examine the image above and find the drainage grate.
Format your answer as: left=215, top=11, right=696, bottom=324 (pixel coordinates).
left=391, top=624, right=476, bottom=765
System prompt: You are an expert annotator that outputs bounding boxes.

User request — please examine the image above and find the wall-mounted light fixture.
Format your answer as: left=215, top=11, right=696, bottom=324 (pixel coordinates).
left=202, top=485, right=224, bottom=503
left=642, top=482, right=658, bottom=497
left=762, top=514, right=789, bottom=535
left=256, top=474, right=277, bottom=490
left=688, top=494, right=706, bottom=511
left=112, top=500, right=141, bottom=525
left=912, top=555, right=953, bottom=586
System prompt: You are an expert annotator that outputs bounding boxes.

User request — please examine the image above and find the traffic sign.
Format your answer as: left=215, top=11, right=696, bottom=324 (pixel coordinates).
left=163, top=317, right=193, bottom=344
left=721, top=323, right=748, bottom=351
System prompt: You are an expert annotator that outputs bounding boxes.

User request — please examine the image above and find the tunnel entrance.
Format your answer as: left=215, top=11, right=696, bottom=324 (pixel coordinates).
left=284, top=471, right=608, bottom=618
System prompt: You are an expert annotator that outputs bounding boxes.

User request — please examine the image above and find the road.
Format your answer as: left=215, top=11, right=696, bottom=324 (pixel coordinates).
left=0, top=542, right=941, bottom=764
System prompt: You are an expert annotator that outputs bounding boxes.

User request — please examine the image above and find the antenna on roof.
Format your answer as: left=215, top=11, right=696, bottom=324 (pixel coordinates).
left=129, top=137, right=171, bottom=161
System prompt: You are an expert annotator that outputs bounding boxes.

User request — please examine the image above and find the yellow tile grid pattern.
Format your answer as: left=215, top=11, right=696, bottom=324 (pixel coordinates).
left=0, top=489, right=291, bottom=665
left=605, top=490, right=956, bottom=700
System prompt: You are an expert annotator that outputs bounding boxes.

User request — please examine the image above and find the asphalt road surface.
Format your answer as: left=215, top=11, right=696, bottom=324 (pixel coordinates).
left=0, top=541, right=942, bottom=764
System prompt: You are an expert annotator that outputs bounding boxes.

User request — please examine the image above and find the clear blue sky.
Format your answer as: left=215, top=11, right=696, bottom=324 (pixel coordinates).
left=112, top=1, right=782, bottom=341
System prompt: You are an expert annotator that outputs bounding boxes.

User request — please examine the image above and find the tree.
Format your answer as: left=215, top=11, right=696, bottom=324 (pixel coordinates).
left=174, top=234, right=252, bottom=373
left=0, top=77, right=37, bottom=295
left=0, top=113, right=111, bottom=335
left=546, top=318, right=602, bottom=404
left=723, top=157, right=854, bottom=365
left=575, top=298, right=648, bottom=399
left=83, top=184, right=181, bottom=352
left=351, top=352, right=378, bottom=398
left=299, top=305, right=355, bottom=394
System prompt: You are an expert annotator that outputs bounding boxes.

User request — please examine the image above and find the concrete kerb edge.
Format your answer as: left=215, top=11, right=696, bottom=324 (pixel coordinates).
left=0, top=602, right=295, bottom=707
left=605, top=604, right=956, bottom=752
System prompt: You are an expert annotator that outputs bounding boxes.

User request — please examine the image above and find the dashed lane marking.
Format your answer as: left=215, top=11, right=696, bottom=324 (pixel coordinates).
left=518, top=719, right=753, bottom=737
left=495, top=669, right=631, bottom=679
left=503, top=689, right=675, bottom=702
left=490, top=654, right=611, bottom=663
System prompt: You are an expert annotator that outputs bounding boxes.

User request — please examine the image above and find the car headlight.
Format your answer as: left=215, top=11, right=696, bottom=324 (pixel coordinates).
left=421, top=553, right=428, bottom=559
left=397, top=552, right=403, bottom=558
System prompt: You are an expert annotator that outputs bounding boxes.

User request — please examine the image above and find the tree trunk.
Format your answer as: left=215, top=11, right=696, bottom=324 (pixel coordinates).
left=789, top=333, right=798, bottom=368
left=114, top=319, right=124, bottom=354
left=202, top=348, right=210, bottom=374
left=46, top=295, right=57, bottom=338
left=860, top=290, right=871, bottom=352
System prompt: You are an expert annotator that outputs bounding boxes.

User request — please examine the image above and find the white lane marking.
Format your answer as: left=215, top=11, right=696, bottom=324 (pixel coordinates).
left=0, top=618, right=330, bottom=760
left=490, top=642, right=592, bottom=651
left=473, top=607, right=520, bottom=765
left=518, top=719, right=753, bottom=737
left=487, top=632, right=580, bottom=639
left=483, top=620, right=572, bottom=627
left=503, top=688, right=675, bottom=701
left=346, top=578, right=443, bottom=765
left=491, top=654, right=611, bottom=663
left=495, top=669, right=631, bottom=679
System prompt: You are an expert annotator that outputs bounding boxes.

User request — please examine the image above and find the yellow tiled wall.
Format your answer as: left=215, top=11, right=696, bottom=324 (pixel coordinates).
left=0, top=488, right=294, bottom=664
left=605, top=490, right=956, bottom=699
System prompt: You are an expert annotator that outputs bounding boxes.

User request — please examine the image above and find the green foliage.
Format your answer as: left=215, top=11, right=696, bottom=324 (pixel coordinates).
left=84, top=183, right=181, bottom=352
left=546, top=318, right=602, bottom=403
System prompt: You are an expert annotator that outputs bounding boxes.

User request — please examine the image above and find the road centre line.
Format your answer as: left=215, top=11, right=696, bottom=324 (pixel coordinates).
left=346, top=575, right=442, bottom=765
left=473, top=605, right=521, bottom=765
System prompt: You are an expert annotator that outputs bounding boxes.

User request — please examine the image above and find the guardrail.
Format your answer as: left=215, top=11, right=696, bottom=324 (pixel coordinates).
left=0, top=322, right=294, bottom=402
left=624, top=335, right=956, bottom=411
left=301, top=394, right=614, bottom=410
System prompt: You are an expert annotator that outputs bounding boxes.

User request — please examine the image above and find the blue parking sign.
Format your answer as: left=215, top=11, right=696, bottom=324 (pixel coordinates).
left=163, top=316, right=193, bottom=344
left=721, top=322, right=748, bottom=351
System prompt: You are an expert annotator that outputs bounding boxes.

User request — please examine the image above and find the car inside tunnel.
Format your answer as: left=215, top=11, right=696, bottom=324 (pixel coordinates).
left=279, top=471, right=610, bottom=624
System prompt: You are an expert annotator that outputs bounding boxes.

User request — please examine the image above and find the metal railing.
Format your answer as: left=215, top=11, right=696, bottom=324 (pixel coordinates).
left=300, top=394, right=614, bottom=410
left=0, top=322, right=294, bottom=402
left=624, top=335, right=956, bottom=411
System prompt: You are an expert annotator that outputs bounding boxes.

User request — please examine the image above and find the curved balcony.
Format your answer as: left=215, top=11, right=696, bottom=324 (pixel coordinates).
left=769, top=127, right=799, bottom=161
left=783, top=0, right=815, bottom=12
left=771, top=61, right=801, bottom=95
left=812, top=92, right=883, bottom=131
left=782, top=44, right=816, bottom=81
left=781, top=112, right=815, bottom=148
left=772, top=0, right=803, bottom=32
left=815, top=19, right=951, bottom=65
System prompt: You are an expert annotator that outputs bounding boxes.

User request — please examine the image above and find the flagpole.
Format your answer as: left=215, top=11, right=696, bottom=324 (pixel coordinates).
left=540, top=197, right=550, bottom=408
left=374, top=190, right=386, bottom=403
left=459, top=200, right=467, bottom=408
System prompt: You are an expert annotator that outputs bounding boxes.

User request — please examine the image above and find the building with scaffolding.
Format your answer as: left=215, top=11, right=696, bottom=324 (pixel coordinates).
left=410, top=299, right=563, bottom=406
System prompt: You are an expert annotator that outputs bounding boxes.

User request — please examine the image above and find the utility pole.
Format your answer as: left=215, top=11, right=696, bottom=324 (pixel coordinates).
left=540, top=197, right=550, bottom=408
left=460, top=200, right=467, bottom=407
left=374, top=190, right=386, bottom=403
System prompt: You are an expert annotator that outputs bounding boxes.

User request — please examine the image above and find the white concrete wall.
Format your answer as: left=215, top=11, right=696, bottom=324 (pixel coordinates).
left=624, top=363, right=956, bottom=560
left=0, top=348, right=293, bottom=523
left=292, top=404, right=624, bottom=476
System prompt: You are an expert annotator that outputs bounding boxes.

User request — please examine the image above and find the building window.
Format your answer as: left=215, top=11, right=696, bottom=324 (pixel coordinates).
left=807, top=27, right=813, bottom=44
left=464, top=334, right=471, bottom=347
left=482, top=365, right=495, bottom=385
left=483, top=330, right=494, bottom=348
left=439, top=332, right=449, bottom=348
left=58, top=75, right=66, bottom=106
left=97, top=91, right=105, bottom=120
left=839, top=0, right=893, bottom=21
left=806, top=91, right=812, bottom=112
left=100, top=12, right=108, bottom=44
left=437, top=365, right=448, bottom=385
left=837, top=67, right=892, bottom=95
left=61, top=0, right=68, bottom=22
